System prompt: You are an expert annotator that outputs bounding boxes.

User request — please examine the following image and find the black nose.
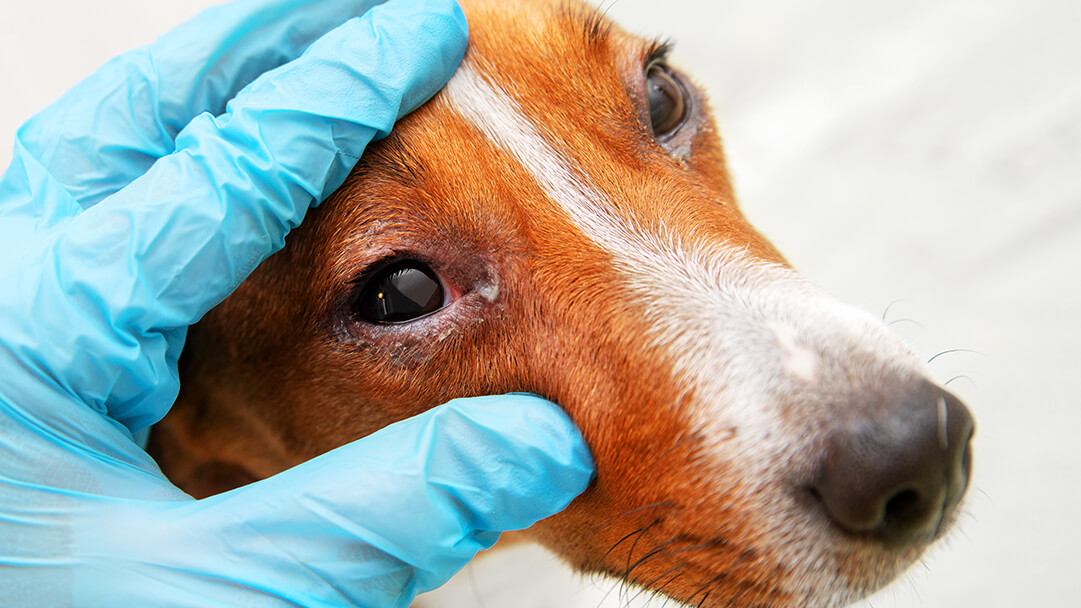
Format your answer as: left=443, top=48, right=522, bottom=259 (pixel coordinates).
left=810, top=380, right=974, bottom=546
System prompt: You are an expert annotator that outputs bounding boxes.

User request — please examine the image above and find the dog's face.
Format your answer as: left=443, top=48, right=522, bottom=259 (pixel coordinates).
left=153, top=0, right=974, bottom=606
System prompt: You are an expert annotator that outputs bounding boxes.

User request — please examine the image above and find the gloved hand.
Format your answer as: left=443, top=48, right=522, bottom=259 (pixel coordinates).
left=0, top=1, right=595, bottom=606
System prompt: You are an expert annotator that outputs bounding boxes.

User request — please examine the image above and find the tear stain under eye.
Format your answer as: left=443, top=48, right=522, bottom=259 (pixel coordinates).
left=669, top=142, right=692, bottom=164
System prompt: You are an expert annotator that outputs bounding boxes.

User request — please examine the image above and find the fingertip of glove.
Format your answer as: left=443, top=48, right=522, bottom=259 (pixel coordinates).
left=364, top=0, right=469, bottom=48
left=363, top=0, right=470, bottom=116
left=438, top=393, right=596, bottom=488
left=423, top=0, right=470, bottom=39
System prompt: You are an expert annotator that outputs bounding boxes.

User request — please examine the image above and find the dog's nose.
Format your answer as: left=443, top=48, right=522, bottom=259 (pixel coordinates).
left=810, top=380, right=974, bottom=546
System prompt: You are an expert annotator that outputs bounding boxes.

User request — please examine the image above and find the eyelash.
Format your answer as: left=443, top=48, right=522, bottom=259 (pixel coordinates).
left=644, top=39, right=674, bottom=68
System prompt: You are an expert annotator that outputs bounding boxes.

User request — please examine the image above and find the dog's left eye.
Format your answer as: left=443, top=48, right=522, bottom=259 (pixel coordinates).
left=646, top=62, right=689, bottom=137
left=356, top=261, right=445, bottom=324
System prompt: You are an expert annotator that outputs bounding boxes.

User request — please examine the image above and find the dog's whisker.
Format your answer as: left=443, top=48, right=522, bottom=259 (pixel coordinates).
left=624, top=520, right=662, bottom=581
left=595, top=574, right=623, bottom=608
left=617, top=522, right=668, bottom=603
left=652, top=568, right=687, bottom=604
left=568, top=502, right=676, bottom=555
left=592, top=527, right=653, bottom=575
left=880, top=299, right=909, bottom=324
left=624, top=536, right=682, bottom=581
left=629, top=538, right=727, bottom=580
left=886, top=317, right=926, bottom=331
left=943, top=374, right=974, bottom=387
left=927, top=348, right=983, bottom=364
left=633, top=564, right=685, bottom=602
left=616, top=536, right=735, bottom=606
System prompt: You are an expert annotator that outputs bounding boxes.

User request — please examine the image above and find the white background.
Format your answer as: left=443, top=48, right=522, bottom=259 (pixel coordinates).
left=2, top=1, right=1077, bottom=606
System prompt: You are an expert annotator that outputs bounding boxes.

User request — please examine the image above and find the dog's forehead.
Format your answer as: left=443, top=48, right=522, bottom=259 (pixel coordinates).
left=386, top=2, right=774, bottom=258
left=340, top=2, right=654, bottom=225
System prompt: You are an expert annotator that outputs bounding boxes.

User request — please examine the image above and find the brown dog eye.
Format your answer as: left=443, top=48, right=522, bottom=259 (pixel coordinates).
left=646, top=62, right=689, bottom=137
left=357, top=261, right=445, bottom=324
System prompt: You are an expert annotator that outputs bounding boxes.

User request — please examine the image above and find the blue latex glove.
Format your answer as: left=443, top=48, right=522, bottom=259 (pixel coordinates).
left=0, top=1, right=595, bottom=606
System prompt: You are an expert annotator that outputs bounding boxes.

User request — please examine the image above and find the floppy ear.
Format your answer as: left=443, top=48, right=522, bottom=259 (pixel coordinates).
left=147, top=323, right=286, bottom=499
left=147, top=414, right=260, bottom=498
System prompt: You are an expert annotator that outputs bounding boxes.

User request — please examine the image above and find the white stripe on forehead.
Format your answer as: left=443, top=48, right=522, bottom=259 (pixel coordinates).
left=442, top=61, right=630, bottom=250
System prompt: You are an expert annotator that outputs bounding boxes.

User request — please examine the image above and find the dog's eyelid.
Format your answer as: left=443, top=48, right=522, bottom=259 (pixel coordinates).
left=643, top=39, right=674, bottom=70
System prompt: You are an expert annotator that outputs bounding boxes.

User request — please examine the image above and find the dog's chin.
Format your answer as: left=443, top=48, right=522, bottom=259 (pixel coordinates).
left=526, top=500, right=951, bottom=608
left=552, top=571, right=870, bottom=608
left=576, top=556, right=906, bottom=608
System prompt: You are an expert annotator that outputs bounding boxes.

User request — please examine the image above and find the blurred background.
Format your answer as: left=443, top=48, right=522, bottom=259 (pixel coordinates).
left=2, top=0, right=1077, bottom=606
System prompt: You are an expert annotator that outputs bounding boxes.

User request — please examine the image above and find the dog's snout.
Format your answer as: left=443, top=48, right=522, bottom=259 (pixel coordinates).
left=809, top=380, right=974, bottom=546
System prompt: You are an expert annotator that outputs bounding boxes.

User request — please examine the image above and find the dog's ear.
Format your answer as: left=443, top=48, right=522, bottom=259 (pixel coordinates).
left=147, top=418, right=259, bottom=498
left=188, top=461, right=258, bottom=497
left=148, top=335, right=279, bottom=498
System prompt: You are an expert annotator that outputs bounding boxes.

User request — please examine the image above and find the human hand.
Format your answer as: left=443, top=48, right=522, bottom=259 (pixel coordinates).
left=0, top=1, right=595, bottom=606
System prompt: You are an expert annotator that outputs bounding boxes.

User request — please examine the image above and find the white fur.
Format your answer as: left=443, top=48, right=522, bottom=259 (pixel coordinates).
left=771, top=321, right=820, bottom=382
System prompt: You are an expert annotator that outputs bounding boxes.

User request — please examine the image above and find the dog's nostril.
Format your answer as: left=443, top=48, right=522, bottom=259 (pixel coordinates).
left=883, top=488, right=923, bottom=526
left=809, top=381, right=974, bottom=547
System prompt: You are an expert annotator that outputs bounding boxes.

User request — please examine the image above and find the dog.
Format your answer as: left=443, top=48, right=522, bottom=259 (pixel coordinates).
left=148, top=0, right=975, bottom=605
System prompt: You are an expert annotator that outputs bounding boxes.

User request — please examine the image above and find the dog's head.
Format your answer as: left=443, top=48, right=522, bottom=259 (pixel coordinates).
left=152, top=0, right=974, bottom=606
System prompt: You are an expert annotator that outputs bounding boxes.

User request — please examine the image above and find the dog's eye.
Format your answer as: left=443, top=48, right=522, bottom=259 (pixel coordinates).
left=356, top=261, right=445, bottom=324
left=646, top=62, right=689, bottom=137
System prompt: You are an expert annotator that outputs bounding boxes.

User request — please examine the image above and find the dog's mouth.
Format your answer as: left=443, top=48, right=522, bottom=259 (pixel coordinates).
left=559, top=462, right=969, bottom=608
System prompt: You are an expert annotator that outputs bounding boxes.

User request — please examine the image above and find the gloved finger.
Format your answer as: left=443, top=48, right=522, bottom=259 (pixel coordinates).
left=8, top=0, right=393, bottom=213
left=23, top=0, right=466, bottom=430
left=75, top=395, right=595, bottom=608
